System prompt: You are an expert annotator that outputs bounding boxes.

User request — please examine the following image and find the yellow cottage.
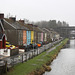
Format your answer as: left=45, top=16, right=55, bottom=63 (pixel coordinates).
left=31, top=31, right=34, bottom=44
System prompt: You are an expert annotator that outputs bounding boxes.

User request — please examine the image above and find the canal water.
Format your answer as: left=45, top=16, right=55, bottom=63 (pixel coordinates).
left=44, top=40, right=75, bottom=75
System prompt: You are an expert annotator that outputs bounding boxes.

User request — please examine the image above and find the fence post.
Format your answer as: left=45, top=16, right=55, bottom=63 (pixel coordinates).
left=12, top=57, right=14, bottom=67
left=22, top=54, right=23, bottom=63
left=34, top=50, right=35, bottom=56
left=5, top=61, right=7, bottom=73
left=37, top=48, right=38, bottom=55
left=29, top=53, right=31, bottom=59
left=25, top=53, right=27, bottom=61
left=44, top=45, right=46, bottom=51
left=32, top=51, right=33, bottom=58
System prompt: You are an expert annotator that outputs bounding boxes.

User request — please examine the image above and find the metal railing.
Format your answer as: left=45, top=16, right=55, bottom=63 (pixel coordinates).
left=0, top=38, right=63, bottom=74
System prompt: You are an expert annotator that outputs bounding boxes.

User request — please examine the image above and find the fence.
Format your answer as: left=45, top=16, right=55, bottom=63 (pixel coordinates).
left=0, top=39, right=63, bottom=74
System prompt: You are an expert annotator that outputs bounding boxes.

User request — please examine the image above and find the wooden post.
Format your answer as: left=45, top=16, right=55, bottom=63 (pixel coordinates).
left=12, top=58, right=14, bottom=67
left=37, top=48, right=38, bottom=55
left=29, top=53, right=31, bottom=59
left=32, top=51, right=33, bottom=58
left=22, top=54, right=23, bottom=63
left=34, top=49, right=36, bottom=56
left=25, top=53, right=27, bottom=61
left=5, top=61, right=7, bottom=73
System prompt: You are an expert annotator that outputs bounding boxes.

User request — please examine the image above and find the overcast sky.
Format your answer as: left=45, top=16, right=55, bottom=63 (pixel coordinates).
left=0, top=0, right=75, bottom=26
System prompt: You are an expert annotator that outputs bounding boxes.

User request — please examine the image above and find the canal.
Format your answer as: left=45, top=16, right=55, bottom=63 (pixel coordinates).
left=44, top=40, right=75, bottom=75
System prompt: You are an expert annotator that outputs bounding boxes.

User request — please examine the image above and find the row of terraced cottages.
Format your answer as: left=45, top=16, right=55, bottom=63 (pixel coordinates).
left=0, top=14, right=19, bottom=56
left=0, top=13, right=60, bottom=49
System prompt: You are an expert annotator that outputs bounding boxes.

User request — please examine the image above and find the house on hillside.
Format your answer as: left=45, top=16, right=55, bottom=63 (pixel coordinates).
left=48, top=28, right=60, bottom=41
left=18, top=20, right=33, bottom=45
left=0, top=14, right=19, bottom=56
left=18, top=20, right=44, bottom=44
left=24, top=24, right=33, bottom=45
left=36, top=26, right=44, bottom=42
left=42, top=28, right=52, bottom=43
left=33, top=25, right=44, bottom=43
left=53, top=31, right=60, bottom=41
left=3, top=16, right=28, bottom=47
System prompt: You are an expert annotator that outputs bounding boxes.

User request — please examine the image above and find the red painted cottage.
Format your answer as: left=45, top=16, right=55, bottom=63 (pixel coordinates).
left=0, top=13, right=6, bottom=49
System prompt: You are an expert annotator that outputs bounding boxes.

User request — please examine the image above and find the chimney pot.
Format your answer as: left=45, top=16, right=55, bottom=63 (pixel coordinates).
left=0, top=13, right=4, bottom=19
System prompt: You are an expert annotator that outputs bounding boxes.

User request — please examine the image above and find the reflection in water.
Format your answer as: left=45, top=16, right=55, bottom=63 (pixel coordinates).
left=43, top=40, right=75, bottom=75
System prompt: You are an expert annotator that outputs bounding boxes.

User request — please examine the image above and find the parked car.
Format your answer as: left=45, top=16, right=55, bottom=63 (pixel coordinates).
left=37, top=41, right=44, bottom=47
left=6, top=42, right=16, bottom=49
left=37, top=43, right=41, bottom=47
left=43, top=41, right=49, bottom=45
left=24, top=45, right=31, bottom=52
left=30, top=43, right=38, bottom=49
left=38, top=41, right=43, bottom=46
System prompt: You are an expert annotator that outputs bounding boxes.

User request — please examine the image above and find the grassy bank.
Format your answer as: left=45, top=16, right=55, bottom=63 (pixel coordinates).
left=5, top=38, right=69, bottom=75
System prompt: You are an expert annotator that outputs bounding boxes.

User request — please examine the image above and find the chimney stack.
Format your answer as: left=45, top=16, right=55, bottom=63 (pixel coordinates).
left=0, top=13, right=4, bottom=19
left=9, top=17, right=16, bottom=22
left=19, top=19, right=24, bottom=23
left=27, top=24, right=33, bottom=26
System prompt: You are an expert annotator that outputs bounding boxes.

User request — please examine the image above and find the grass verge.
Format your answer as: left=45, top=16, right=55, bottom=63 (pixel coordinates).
left=5, top=38, right=69, bottom=75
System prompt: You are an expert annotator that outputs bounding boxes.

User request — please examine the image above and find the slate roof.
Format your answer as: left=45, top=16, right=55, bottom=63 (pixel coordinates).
left=0, top=33, right=3, bottom=39
left=3, top=18, right=28, bottom=30
left=18, top=21, right=43, bottom=32
left=37, top=27, right=44, bottom=33
left=47, top=28, right=60, bottom=35
left=33, top=25, right=43, bottom=32
left=42, top=28, right=51, bottom=33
